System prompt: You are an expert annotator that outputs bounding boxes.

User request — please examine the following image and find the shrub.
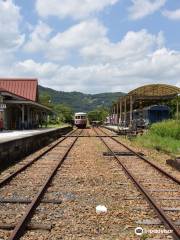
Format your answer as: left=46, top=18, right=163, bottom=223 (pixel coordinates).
left=150, top=120, right=180, bottom=140
left=134, top=120, right=180, bottom=155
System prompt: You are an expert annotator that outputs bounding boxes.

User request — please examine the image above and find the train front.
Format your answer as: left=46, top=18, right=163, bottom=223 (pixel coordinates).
left=74, top=112, right=87, bottom=128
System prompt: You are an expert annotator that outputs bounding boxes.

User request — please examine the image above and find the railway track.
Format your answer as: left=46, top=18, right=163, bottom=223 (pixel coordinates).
left=0, top=127, right=179, bottom=239
left=38, top=128, right=169, bottom=239
left=0, top=128, right=83, bottom=240
left=0, top=128, right=78, bottom=187
left=93, top=126, right=180, bottom=240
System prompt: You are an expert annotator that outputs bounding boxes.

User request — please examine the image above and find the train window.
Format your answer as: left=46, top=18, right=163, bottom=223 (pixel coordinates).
left=81, top=116, right=86, bottom=119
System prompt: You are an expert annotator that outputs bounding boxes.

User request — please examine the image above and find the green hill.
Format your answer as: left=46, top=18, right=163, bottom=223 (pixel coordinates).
left=39, top=85, right=125, bottom=112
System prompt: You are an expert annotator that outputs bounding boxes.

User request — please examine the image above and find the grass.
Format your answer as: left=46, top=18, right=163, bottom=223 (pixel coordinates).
left=134, top=120, right=180, bottom=156
left=150, top=120, right=180, bottom=140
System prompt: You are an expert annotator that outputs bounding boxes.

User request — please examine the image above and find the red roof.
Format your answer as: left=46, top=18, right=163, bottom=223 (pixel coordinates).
left=0, top=87, right=7, bottom=92
left=0, top=79, right=38, bottom=102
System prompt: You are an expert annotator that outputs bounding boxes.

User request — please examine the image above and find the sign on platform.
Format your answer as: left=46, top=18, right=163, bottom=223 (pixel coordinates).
left=0, top=104, right=6, bottom=110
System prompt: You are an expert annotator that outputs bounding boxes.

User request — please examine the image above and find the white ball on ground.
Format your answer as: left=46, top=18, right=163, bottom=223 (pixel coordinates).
left=96, top=205, right=107, bottom=214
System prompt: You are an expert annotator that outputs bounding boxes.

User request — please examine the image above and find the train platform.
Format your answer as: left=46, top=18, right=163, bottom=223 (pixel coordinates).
left=103, top=125, right=129, bottom=133
left=0, top=126, right=72, bottom=169
left=0, top=128, right=57, bottom=144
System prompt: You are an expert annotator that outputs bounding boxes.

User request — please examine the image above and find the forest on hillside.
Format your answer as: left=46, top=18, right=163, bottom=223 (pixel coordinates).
left=39, top=85, right=125, bottom=112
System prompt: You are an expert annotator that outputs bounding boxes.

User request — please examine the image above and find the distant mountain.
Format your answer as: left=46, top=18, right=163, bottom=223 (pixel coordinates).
left=39, top=85, right=125, bottom=112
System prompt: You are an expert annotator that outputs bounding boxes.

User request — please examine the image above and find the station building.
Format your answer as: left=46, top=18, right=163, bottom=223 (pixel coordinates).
left=0, top=79, right=53, bottom=130
left=109, top=84, right=180, bottom=128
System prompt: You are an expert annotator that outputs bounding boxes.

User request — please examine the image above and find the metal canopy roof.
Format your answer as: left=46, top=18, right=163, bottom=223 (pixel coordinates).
left=128, top=84, right=180, bottom=97
left=112, top=84, right=180, bottom=108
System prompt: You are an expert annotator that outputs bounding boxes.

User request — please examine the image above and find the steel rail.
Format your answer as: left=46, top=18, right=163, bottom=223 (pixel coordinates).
left=93, top=127, right=180, bottom=240
left=98, top=127, right=180, bottom=185
left=0, top=128, right=78, bottom=188
left=60, top=135, right=118, bottom=137
left=8, top=129, right=83, bottom=240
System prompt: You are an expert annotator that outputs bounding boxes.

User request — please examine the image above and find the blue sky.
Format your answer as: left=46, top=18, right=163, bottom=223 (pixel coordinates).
left=0, top=0, right=180, bottom=93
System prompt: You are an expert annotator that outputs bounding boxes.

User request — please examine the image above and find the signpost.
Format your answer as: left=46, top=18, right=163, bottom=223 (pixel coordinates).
left=0, top=97, right=5, bottom=130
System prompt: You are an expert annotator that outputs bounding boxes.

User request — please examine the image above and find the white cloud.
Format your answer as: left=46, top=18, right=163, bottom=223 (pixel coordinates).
left=162, top=8, right=180, bottom=20
left=14, top=60, right=59, bottom=79
left=10, top=45, right=180, bottom=93
left=47, top=19, right=107, bottom=60
left=80, top=30, right=165, bottom=62
left=23, top=21, right=53, bottom=53
left=0, top=0, right=24, bottom=51
left=24, top=19, right=107, bottom=61
left=24, top=19, right=165, bottom=64
left=0, top=0, right=24, bottom=70
left=1, top=2, right=180, bottom=93
left=128, top=0, right=166, bottom=20
left=36, top=0, right=118, bottom=19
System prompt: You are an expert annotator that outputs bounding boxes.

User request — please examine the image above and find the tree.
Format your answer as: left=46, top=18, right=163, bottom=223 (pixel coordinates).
left=39, top=93, right=54, bottom=108
left=53, top=104, right=74, bottom=123
left=88, top=107, right=109, bottom=123
left=167, top=96, right=180, bottom=119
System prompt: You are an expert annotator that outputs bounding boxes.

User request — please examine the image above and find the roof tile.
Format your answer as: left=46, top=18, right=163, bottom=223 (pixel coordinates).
left=0, top=78, right=38, bottom=102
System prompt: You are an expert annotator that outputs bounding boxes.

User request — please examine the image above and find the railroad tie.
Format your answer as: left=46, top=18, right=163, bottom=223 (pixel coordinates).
left=0, top=223, right=52, bottom=231
left=0, top=198, right=62, bottom=204
left=103, top=151, right=144, bottom=156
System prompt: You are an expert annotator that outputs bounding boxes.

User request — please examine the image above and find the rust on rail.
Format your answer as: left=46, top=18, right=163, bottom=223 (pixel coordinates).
left=8, top=129, right=82, bottom=240
left=93, top=127, right=180, bottom=240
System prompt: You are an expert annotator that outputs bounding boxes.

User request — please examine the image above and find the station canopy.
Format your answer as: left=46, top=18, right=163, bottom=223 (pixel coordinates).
left=117, top=84, right=180, bottom=104
left=111, top=84, right=180, bottom=111
left=110, top=84, right=180, bottom=125
left=128, top=84, right=180, bottom=98
left=0, top=78, right=53, bottom=113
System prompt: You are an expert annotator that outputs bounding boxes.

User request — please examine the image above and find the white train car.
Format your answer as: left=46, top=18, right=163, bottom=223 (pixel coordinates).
left=74, top=112, right=87, bottom=128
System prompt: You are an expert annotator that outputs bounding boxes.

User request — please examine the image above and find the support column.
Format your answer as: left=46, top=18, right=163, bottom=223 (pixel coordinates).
left=113, top=106, right=115, bottom=125
left=116, top=103, right=119, bottom=125
left=124, top=98, right=127, bottom=127
left=21, top=105, right=25, bottom=129
left=31, top=110, right=33, bottom=128
left=120, top=100, right=122, bottom=126
left=45, top=112, right=48, bottom=127
left=0, top=95, right=4, bottom=130
left=129, top=96, right=133, bottom=128
left=110, top=107, right=112, bottom=125
left=116, top=102, right=119, bottom=131
left=40, top=111, right=43, bottom=128
left=27, top=106, right=30, bottom=129
left=115, top=105, right=117, bottom=125
left=139, top=100, right=143, bottom=127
